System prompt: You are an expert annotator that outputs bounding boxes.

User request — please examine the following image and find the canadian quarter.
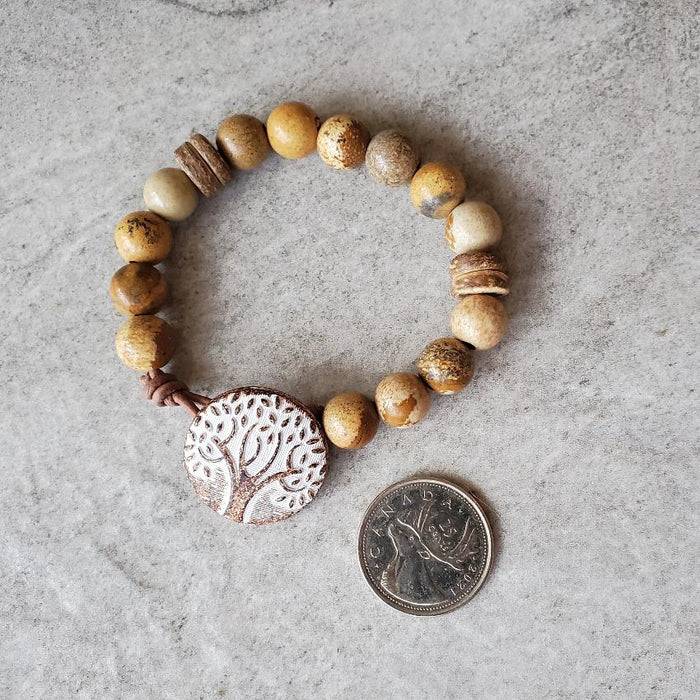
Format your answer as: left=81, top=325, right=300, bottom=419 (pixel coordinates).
left=358, top=477, right=493, bottom=615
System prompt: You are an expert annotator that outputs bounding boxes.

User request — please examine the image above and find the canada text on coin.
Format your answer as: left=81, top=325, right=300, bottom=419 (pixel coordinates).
left=358, top=478, right=493, bottom=615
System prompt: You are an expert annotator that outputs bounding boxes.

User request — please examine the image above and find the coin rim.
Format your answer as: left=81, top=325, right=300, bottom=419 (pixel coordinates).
left=357, top=476, right=493, bottom=616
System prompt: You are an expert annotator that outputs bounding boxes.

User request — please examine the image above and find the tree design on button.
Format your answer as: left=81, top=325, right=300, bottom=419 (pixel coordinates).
left=184, top=388, right=329, bottom=524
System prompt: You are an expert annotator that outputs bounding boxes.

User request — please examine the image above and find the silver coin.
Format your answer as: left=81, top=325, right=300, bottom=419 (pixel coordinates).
left=358, top=477, right=493, bottom=615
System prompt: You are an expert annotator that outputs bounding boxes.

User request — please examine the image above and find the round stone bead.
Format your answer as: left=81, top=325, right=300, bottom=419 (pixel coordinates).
left=322, top=392, right=379, bottom=449
left=445, top=201, right=502, bottom=254
left=109, top=263, right=168, bottom=316
left=410, top=162, right=466, bottom=219
left=115, top=315, right=177, bottom=371
left=375, top=372, right=430, bottom=428
left=143, top=168, right=199, bottom=222
left=450, top=295, right=508, bottom=350
left=416, top=338, right=474, bottom=395
left=114, top=211, right=172, bottom=264
left=317, top=114, right=371, bottom=170
left=266, top=101, right=320, bottom=159
left=216, top=114, right=270, bottom=170
left=365, top=130, right=420, bottom=186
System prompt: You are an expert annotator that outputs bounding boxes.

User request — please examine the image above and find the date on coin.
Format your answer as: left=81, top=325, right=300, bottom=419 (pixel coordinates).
left=358, top=478, right=493, bottom=615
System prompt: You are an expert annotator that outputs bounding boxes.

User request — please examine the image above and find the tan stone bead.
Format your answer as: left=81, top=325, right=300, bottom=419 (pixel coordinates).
left=450, top=295, right=508, bottom=350
left=445, top=200, right=502, bottom=254
left=375, top=372, right=430, bottom=428
left=114, top=211, right=172, bottom=264
left=216, top=114, right=270, bottom=170
left=416, top=338, right=474, bottom=395
left=143, top=168, right=199, bottom=222
left=410, top=162, right=466, bottom=219
left=322, top=392, right=379, bottom=449
left=115, top=315, right=177, bottom=371
left=109, top=263, right=168, bottom=316
left=266, top=101, right=320, bottom=159
left=365, top=130, right=420, bottom=186
left=317, top=114, right=371, bottom=170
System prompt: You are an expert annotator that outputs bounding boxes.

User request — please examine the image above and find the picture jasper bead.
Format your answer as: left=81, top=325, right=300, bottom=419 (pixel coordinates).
left=110, top=263, right=168, bottom=316
left=450, top=295, right=508, bottom=350
left=445, top=200, right=502, bottom=254
left=114, top=211, right=172, bottom=264
left=143, top=168, right=199, bottom=222
left=216, top=114, right=270, bottom=170
left=375, top=372, right=430, bottom=428
left=266, top=101, right=320, bottom=159
left=115, top=315, right=177, bottom=371
left=317, top=114, right=371, bottom=170
left=416, top=338, right=474, bottom=395
left=410, top=162, right=466, bottom=219
left=322, top=392, right=379, bottom=449
left=365, top=130, right=420, bottom=187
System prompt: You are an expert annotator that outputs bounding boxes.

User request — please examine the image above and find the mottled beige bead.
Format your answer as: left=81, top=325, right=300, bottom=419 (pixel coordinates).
left=216, top=114, right=270, bottom=170
left=317, top=114, right=370, bottom=170
left=375, top=373, right=430, bottom=428
left=445, top=201, right=502, bottom=254
left=322, top=392, right=379, bottom=449
left=416, top=338, right=474, bottom=395
left=143, top=168, right=199, bottom=222
left=365, top=130, right=420, bottom=186
left=450, top=295, right=508, bottom=350
left=410, top=162, right=466, bottom=219
left=266, top=101, right=320, bottom=159
left=109, top=263, right=168, bottom=316
left=115, top=315, right=177, bottom=371
left=114, top=211, right=172, bottom=264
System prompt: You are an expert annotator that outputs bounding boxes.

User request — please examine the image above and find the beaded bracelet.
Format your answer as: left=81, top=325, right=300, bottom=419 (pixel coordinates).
left=111, top=102, right=509, bottom=525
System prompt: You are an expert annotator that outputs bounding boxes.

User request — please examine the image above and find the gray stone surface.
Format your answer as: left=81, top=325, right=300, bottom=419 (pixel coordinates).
left=1, top=0, right=698, bottom=698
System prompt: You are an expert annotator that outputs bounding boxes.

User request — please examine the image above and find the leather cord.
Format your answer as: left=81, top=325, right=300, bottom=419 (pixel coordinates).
left=140, top=369, right=211, bottom=416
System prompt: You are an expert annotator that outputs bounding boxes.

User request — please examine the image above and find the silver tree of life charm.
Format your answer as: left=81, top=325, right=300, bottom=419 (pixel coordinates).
left=184, top=387, right=329, bottom=525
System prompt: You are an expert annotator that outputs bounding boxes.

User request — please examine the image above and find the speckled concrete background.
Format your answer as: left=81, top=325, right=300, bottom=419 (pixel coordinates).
left=1, top=1, right=698, bottom=698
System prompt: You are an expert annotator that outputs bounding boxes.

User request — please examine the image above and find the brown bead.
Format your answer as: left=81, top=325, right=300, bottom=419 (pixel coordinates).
left=365, top=130, right=420, bottom=186
left=174, top=141, right=221, bottom=197
left=375, top=373, right=430, bottom=428
left=451, top=251, right=507, bottom=274
left=410, top=162, right=466, bottom=219
left=450, top=295, right=508, bottom=350
left=266, top=101, right=320, bottom=159
left=450, top=252, right=510, bottom=297
left=188, top=133, right=234, bottom=185
left=317, top=114, right=371, bottom=170
left=110, top=263, right=168, bottom=316
left=115, top=315, right=177, bottom=371
left=416, top=338, right=474, bottom=395
left=216, top=114, right=270, bottom=170
left=322, top=392, right=379, bottom=449
left=451, top=269, right=510, bottom=297
left=114, top=211, right=172, bottom=264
